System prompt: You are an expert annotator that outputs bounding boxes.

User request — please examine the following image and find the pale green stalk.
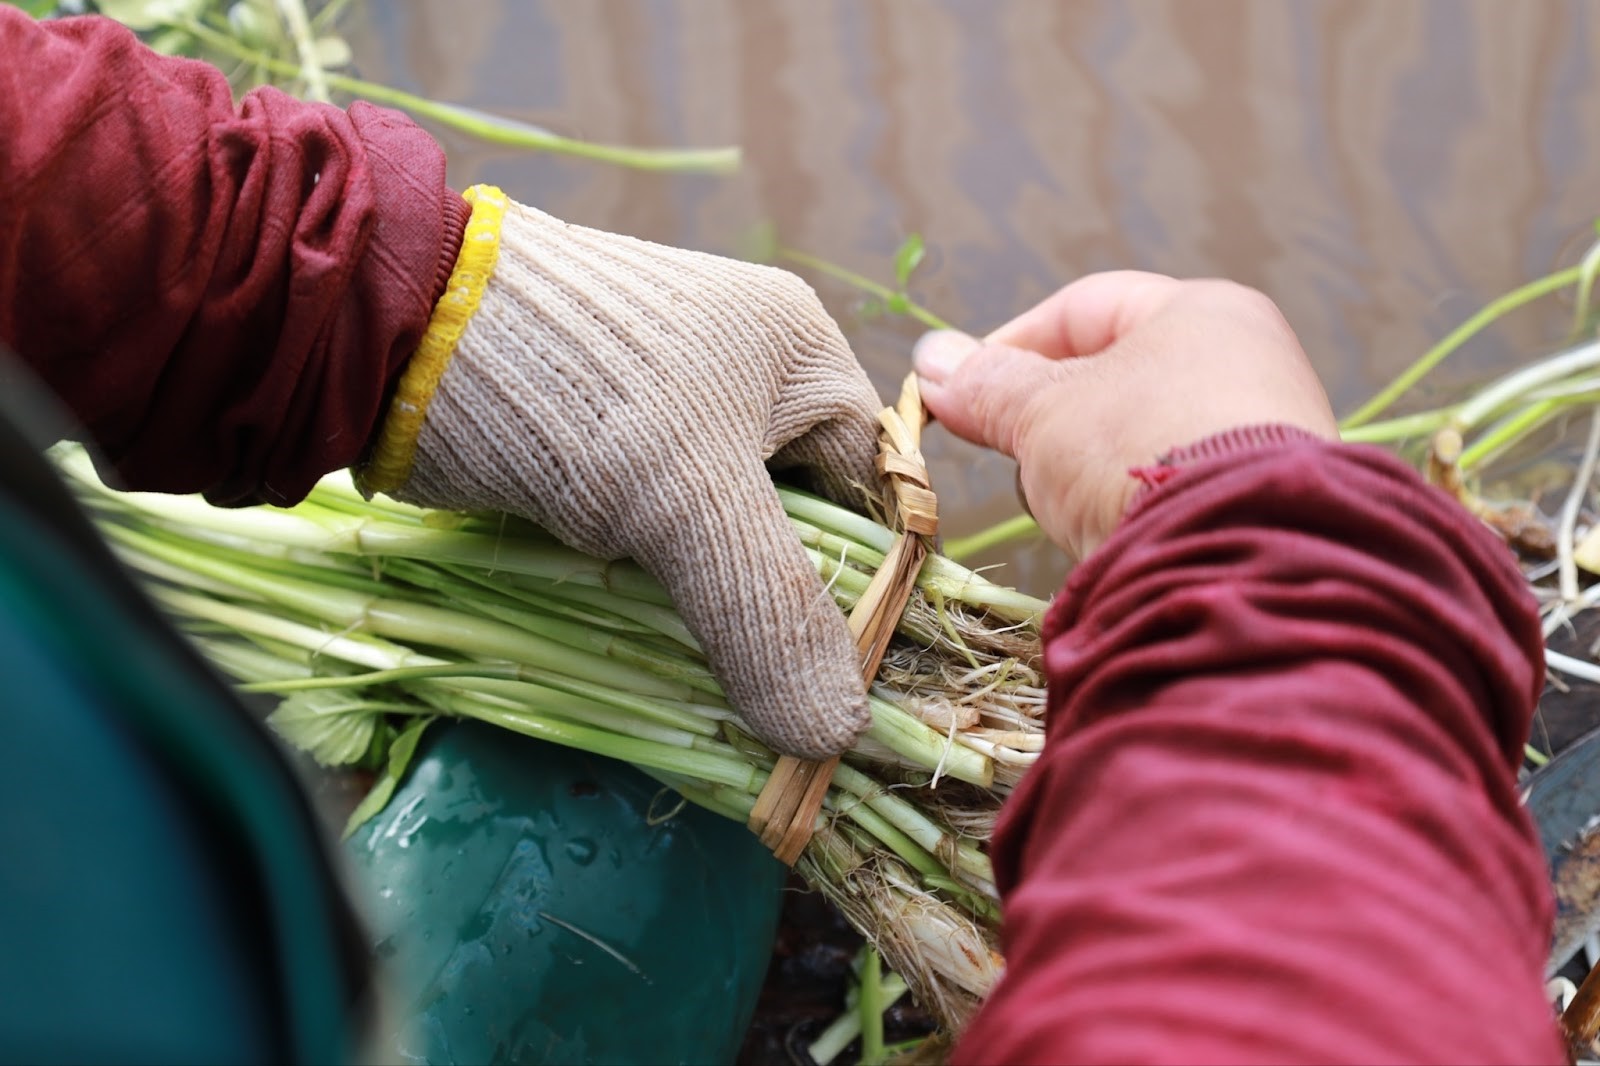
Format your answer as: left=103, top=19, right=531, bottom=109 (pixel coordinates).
left=778, top=486, right=894, bottom=553
left=435, top=676, right=722, bottom=739
left=920, top=554, right=1047, bottom=622
left=1453, top=338, right=1600, bottom=430
left=201, top=613, right=757, bottom=784
left=378, top=559, right=719, bottom=690
left=789, top=515, right=888, bottom=572
left=1459, top=398, right=1569, bottom=471
left=1339, top=407, right=1461, bottom=445
left=832, top=762, right=993, bottom=885
left=821, top=790, right=947, bottom=881
left=433, top=692, right=760, bottom=790
left=434, top=679, right=705, bottom=750
left=642, top=770, right=758, bottom=825
left=860, top=946, right=886, bottom=1065
left=777, top=249, right=953, bottom=332
left=943, top=514, right=1043, bottom=563
left=866, top=697, right=992, bottom=788
left=441, top=563, right=700, bottom=650
left=272, top=0, right=328, bottom=102
left=1557, top=411, right=1600, bottom=602
left=807, top=970, right=910, bottom=1066
left=126, top=528, right=704, bottom=702
left=106, top=536, right=265, bottom=601
left=206, top=598, right=729, bottom=741
left=1341, top=264, right=1587, bottom=430
left=1569, top=233, right=1600, bottom=340
left=239, top=662, right=526, bottom=694
left=177, top=19, right=740, bottom=174
left=782, top=490, right=1046, bottom=620
left=153, top=586, right=451, bottom=675
left=127, top=496, right=996, bottom=787
left=193, top=636, right=323, bottom=684
left=62, top=453, right=675, bottom=606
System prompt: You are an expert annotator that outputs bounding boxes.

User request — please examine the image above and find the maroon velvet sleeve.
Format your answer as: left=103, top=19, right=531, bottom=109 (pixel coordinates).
left=0, top=9, right=469, bottom=505
left=955, top=437, right=1563, bottom=1064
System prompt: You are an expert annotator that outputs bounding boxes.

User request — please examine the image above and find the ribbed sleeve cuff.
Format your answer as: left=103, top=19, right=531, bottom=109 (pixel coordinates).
left=1129, top=423, right=1327, bottom=508
left=432, top=190, right=472, bottom=307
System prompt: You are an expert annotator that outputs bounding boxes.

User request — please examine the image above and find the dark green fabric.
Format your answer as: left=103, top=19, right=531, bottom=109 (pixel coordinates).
left=349, top=721, right=786, bottom=1065
left=0, top=577, right=274, bottom=1063
left=0, top=402, right=367, bottom=1064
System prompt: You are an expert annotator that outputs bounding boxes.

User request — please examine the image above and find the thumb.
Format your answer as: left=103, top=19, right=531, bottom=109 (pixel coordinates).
left=768, top=410, right=881, bottom=514
left=913, top=329, right=1073, bottom=460
left=913, top=329, right=1124, bottom=560
left=637, top=462, right=870, bottom=760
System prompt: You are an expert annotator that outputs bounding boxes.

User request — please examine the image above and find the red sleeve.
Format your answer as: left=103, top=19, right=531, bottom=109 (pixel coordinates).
left=956, top=435, right=1563, bottom=1064
left=0, top=9, right=470, bottom=506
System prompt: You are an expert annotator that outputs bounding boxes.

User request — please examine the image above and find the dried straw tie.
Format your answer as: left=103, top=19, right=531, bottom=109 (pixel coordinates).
left=748, top=372, right=940, bottom=865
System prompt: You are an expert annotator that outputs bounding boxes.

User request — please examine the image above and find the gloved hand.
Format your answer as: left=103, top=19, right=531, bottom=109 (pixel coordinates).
left=362, top=189, right=881, bottom=759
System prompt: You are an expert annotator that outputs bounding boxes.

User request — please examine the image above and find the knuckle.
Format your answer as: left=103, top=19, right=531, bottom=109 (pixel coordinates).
left=1194, top=279, right=1291, bottom=327
left=761, top=263, right=824, bottom=309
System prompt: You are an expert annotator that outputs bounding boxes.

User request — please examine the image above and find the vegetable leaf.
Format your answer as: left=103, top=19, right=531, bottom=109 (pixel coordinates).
left=343, top=716, right=433, bottom=839
left=893, top=234, right=925, bottom=288
left=267, top=691, right=380, bottom=767
left=93, top=0, right=207, bottom=31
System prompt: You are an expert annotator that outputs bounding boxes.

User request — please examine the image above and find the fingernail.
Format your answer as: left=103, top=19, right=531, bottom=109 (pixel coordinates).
left=912, top=330, right=980, bottom=384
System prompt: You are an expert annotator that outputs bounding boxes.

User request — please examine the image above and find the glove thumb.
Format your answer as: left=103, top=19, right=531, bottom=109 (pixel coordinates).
left=638, top=458, right=870, bottom=760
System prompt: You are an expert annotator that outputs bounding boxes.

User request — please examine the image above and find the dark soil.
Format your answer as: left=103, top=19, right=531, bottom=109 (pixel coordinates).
left=737, top=875, right=938, bottom=1065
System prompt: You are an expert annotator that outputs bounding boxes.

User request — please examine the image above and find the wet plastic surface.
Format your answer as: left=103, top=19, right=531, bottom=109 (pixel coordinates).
left=347, top=721, right=786, bottom=1064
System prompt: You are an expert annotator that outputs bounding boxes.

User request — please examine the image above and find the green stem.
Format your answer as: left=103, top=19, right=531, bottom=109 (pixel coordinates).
left=437, top=693, right=759, bottom=791
left=943, top=513, right=1042, bottom=562
left=238, top=662, right=513, bottom=692
left=831, top=762, right=992, bottom=884
left=804, top=968, right=908, bottom=1066
left=1341, top=265, right=1585, bottom=430
left=1339, top=405, right=1461, bottom=445
left=179, top=20, right=740, bottom=174
left=918, top=554, right=1048, bottom=623
left=1341, top=377, right=1600, bottom=451
left=867, top=697, right=993, bottom=788
left=860, top=946, right=885, bottom=1065
left=1457, top=399, right=1565, bottom=472
left=272, top=0, right=328, bottom=102
left=779, top=486, right=894, bottom=554
left=642, top=770, right=757, bottom=824
left=1454, top=339, right=1600, bottom=428
left=1570, top=234, right=1600, bottom=340
left=380, top=559, right=719, bottom=691
left=778, top=248, right=954, bottom=331
left=823, top=792, right=945, bottom=881
left=437, top=675, right=720, bottom=740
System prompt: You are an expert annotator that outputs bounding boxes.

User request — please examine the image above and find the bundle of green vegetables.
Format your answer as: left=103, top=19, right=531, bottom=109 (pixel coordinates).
left=54, top=443, right=1047, bottom=1030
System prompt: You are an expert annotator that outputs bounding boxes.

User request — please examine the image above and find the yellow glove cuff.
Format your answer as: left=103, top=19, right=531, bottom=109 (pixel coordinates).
left=357, top=184, right=508, bottom=496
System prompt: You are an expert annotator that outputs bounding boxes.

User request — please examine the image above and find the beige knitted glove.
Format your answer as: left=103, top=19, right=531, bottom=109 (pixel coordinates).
left=388, top=198, right=881, bottom=759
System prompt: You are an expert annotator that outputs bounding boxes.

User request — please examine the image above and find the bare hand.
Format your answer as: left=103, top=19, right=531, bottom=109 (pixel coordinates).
left=913, top=272, right=1338, bottom=561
